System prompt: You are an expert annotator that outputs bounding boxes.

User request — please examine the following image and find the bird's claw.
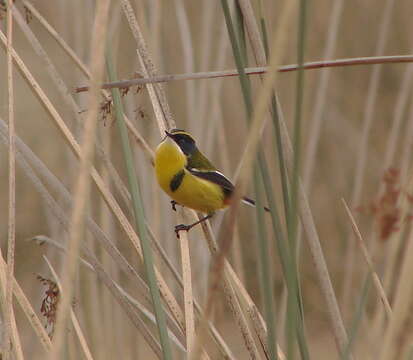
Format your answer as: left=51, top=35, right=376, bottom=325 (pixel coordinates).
left=174, top=224, right=190, bottom=238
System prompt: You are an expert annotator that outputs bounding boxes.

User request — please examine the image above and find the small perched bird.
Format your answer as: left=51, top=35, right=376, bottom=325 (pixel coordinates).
left=154, top=129, right=268, bottom=236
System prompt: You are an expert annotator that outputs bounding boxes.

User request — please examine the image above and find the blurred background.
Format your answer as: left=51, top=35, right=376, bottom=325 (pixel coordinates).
left=1, top=0, right=412, bottom=359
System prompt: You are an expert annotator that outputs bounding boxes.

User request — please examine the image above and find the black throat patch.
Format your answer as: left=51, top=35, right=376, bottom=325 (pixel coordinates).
left=170, top=170, right=185, bottom=192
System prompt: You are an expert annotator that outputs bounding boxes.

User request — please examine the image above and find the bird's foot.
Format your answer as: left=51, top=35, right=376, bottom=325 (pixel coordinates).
left=171, top=200, right=178, bottom=212
left=174, top=224, right=191, bottom=238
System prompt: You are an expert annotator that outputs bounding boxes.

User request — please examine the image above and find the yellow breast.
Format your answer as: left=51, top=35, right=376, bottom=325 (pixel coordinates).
left=154, top=138, right=227, bottom=214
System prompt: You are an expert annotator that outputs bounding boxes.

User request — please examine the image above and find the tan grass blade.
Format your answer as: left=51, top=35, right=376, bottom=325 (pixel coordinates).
left=341, top=199, right=392, bottom=319
left=4, top=0, right=17, bottom=359
left=177, top=210, right=196, bottom=356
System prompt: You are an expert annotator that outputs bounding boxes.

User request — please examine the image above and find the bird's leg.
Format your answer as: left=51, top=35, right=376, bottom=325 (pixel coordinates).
left=175, top=214, right=213, bottom=238
left=170, top=200, right=179, bottom=211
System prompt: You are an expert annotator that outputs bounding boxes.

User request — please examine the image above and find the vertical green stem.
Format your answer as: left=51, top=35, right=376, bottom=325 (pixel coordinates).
left=106, top=53, right=173, bottom=360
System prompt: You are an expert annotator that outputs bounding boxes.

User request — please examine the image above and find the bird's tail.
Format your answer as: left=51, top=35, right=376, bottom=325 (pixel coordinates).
left=242, top=197, right=271, bottom=212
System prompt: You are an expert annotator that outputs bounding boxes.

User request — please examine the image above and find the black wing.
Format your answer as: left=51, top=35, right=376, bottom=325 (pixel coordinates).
left=188, top=168, right=234, bottom=195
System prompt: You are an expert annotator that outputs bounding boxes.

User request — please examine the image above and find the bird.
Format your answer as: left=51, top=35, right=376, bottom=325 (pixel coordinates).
left=154, top=129, right=269, bottom=236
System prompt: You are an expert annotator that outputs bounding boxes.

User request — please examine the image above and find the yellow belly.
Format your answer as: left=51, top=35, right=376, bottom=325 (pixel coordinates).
left=154, top=140, right=227, bottom=214
left=164, top=172, right=226, bottom=213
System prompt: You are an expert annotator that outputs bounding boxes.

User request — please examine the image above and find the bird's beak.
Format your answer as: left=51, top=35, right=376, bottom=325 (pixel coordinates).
left=162, top=130, right=173, bottom=143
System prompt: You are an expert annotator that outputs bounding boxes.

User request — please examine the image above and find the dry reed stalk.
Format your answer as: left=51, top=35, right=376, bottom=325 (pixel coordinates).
left=341, top=199, right=392, bottom=319
left=48, top=1, right=111, bottom=358
left=342, top=0, right=396, bottom=313
left=74, top=55, right=413, bottom=92
left=177, top=208, right=195, bottom=358
left=177, top=210, right=196, bottom=356
left=4, top=0, right=17, bottom=359
left=43, top=257, right=95, bottom=360
left=192, top=216, right=262, bottom=360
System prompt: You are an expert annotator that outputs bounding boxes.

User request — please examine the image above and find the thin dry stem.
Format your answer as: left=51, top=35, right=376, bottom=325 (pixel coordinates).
left=5, top=0, right=17, bottom=358
left=341, top=199, right=392, bottom=319
left=75, top=55, right=413, bottom=93
left=49, top=1, right=111, bottom=357
left=177, top=210, right=195, bottom=356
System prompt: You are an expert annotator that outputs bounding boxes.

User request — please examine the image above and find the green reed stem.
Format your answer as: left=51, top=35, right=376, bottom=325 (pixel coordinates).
left=106, top=52, right=173, bottom=360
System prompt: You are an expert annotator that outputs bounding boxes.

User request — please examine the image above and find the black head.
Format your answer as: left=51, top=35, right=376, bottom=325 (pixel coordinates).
left=165, top=129, right=197, bottom=156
